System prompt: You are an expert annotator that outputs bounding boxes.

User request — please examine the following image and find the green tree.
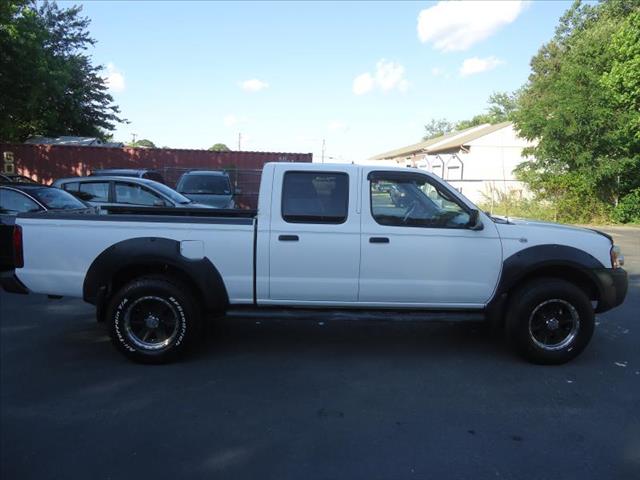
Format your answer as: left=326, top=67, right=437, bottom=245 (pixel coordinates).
left=486, top=91, right=519, bottom=122
left=452, top=115, right=490, bottom=131
left=208, top=143, right=231, bottom=152
left=513, top=0, right=640, bottom=222
left=128, top=139, right=155, bottom=148
left=602, top=10, right=640, bottom=223
left=457, top=91, right=519, bottom=129
left=424, top=91, right=519, bottom=137
left=601, top=10, right=640, bottom=146
left=0, top=1, right=125, bottom=142
left=422, top=119, right=455, bottom=140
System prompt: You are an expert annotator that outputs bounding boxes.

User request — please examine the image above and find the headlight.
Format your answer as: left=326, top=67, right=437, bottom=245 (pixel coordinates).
left=610, top=245, right=624, bottom=269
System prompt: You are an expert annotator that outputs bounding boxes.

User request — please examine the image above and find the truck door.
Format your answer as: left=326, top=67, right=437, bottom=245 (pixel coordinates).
left=267, top=165, right=360, bottom=303
left=359, top=170, right=502, bottom=307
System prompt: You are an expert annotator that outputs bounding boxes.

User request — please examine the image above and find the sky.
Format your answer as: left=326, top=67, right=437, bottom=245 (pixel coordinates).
left=73, top=0, right=573, bottom=162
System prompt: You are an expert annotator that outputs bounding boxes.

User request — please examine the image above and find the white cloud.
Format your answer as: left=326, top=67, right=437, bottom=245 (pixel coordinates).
left=459, top=56, right=505, bottom=76
left=352, top=59, right=409, bottom=95
left=353, top=73, right=374, bottom=95
left=238, top=133, right=252, bottom=148
left=431, top=67, right=445, bottom=77
left=223, top=115, right=238, bottom=127
left=328, top=120, right=349, bottom=132
left=223, top=114, right=247, bottom=127
left=417, top=1, right=526, bottom=52
left=240, top=79, right=269, bottom=92
left=103, top=63, right=125, bottom=92
left=376, top=60, right=409, bottom=92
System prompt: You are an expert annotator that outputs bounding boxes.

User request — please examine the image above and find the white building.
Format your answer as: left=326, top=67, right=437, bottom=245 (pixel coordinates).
left=367, top=122, right=535, bottom=205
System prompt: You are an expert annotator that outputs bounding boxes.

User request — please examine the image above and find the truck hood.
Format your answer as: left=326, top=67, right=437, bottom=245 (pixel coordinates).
left=492, top=216, right=613, bottom=267
left=494, top=216, right=612, bottom=241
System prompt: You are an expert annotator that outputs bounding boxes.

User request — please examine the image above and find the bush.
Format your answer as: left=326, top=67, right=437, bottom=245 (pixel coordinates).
left=612, top=189, right=640, bottom=223
left=479, top=190, right=558, bottom=222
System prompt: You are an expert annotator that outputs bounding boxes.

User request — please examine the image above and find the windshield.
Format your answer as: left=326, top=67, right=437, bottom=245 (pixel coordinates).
left=179, top=175, right=231, bottom=195
left=150, top=182, right=194, bottom=204
left=30, top=187, right=87, bottom=210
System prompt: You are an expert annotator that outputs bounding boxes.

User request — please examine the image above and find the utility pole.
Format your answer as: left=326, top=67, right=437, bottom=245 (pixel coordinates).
left=238, top=132, right=242, bottom=151
left=321, top=138, right=326, bottom=163
left=131, top=133, right=137, bottom=144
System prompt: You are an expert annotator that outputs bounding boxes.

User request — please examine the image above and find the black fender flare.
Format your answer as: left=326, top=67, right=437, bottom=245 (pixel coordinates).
left=83, top=237, right=228, bottom=311
left=486, top=244, right=606, bottom=324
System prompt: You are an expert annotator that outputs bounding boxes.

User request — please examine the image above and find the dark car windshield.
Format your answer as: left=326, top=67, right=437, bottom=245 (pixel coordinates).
left=179, top=175, right=231, bottom=195
left=30, top=188, right=87, bottom=210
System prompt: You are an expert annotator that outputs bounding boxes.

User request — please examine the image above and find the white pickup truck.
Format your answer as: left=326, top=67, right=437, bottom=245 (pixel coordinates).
left=1, top=163, right=627, bottom=364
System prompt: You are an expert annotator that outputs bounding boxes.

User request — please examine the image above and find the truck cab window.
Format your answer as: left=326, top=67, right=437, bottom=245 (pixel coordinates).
left=370, top=175, right=470, bottom=228
left=282, top=171, right=348, bottom=224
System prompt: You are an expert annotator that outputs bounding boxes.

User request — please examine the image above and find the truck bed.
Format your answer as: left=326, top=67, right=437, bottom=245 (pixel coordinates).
left=15, top=207, right=257, bottom=303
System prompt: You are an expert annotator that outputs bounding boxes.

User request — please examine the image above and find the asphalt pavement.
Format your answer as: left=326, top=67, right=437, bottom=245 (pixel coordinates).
left=1, top=227, right=639, bottom=479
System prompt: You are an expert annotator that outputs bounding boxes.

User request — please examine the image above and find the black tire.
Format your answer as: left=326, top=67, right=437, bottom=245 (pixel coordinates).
left=505, top=278, right=594, bottom=365
left=106, top=276, right=202, bottom=364
left=96, top=301, right=106, bottom=323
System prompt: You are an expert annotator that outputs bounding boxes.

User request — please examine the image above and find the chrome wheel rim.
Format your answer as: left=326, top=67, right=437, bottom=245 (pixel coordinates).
left=528, top=299, right=580, bottom=351
left=123, top=296, right=180, bottom=351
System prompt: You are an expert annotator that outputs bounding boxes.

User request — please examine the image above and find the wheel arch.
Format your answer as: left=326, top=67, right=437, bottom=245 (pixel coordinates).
left=83, top=237, right=228, bottom=318
left=486, top=244, right=606, bottom=327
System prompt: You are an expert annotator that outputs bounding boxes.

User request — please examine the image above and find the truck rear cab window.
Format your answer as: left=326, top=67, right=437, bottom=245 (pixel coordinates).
left=281, top=171, right=349, bottom=224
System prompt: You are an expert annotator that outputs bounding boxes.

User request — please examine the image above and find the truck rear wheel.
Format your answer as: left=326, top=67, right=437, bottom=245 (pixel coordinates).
left=505, top=278, right=594, bottom=365
left=106, top=276, right=202, bottom=364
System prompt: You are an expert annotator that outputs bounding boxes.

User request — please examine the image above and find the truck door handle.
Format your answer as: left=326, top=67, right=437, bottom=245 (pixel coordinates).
left=279, top=235, right=299, bottom=242
left=369, top=237, right=389, bottom=243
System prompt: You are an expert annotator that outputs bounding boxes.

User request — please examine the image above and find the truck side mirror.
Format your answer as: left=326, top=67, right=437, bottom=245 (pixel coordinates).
left=468, top=209, right=484, bottom=231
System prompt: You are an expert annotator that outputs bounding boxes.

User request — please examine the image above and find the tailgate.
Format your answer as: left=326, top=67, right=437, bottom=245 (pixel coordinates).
left=0, top=220, right=17, bottom=272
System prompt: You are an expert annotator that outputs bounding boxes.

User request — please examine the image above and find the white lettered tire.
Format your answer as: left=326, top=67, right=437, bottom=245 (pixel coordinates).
left=107, top=276, right=202, bottom=364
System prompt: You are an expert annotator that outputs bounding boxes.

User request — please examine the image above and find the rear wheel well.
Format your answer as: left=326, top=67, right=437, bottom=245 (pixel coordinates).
left=97, top=263, right=207, bottom=321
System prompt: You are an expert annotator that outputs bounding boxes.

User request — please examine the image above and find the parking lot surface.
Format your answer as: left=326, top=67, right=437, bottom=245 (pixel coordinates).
left=1, top=227, right=639, bottom=479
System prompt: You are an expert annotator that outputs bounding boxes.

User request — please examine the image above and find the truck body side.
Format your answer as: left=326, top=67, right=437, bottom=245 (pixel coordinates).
left=2, top=162, right=627, bottom=364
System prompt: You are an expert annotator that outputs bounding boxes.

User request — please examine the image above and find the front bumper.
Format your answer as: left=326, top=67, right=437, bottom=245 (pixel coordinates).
left=0, top=271, right=29, bottom=295
left=593, top=268, right=628, bottom=313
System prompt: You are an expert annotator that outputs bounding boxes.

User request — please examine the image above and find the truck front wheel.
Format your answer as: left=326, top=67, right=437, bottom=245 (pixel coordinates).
left=505, top=278, right=595, bottom=365
left=106, top=276, right=202, bottom=364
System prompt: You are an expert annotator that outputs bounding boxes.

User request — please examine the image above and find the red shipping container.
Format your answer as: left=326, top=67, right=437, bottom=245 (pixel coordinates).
left=1, top=144, right=312, bottom=209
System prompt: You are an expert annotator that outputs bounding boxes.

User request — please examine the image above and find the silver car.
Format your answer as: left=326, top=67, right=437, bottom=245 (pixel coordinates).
left=52, top=176, right=209, bottom=209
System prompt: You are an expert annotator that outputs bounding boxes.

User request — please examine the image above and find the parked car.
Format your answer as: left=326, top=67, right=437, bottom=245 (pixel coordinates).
left=0, top=183, right=91, bottom=272
left=52, top=176, right=208, bottom=209
left=0, top=173, right=38, bottom=184
left=91, top=168, right=165, bottom=184
left=1, top=183, right=90, bottom=215
left=2, top=163, right=627, bottom=364
left=176, top=170, right=235, bottom=208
